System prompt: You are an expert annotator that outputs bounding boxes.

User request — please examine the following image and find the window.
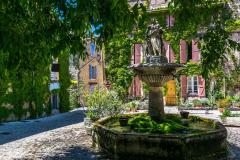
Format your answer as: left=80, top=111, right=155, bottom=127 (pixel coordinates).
left=51, top=63, right=60, bottom=72
left=89, top=65, right=97, bottom=79
left=187, top=76, right=198, bottom=94
left=187, top=42, right=192, bottom=61
left=90, top=42, right=95, bottom=57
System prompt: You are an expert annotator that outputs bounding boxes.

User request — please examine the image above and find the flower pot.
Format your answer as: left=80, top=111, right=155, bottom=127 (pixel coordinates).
left=85, top=125, right=93, bottom=135
left=180, top=111, right=189, bottom=119
left=119, top=117, right=129, bottom=126
left=84, top=118, right=93, bottom=135
left=84, top=117, right=92, bottom=127
left=218, top=108, right=224, bottom=113
left=130, top=108, right=137, bottom=112
left=195, top=105, right=203, bottom=109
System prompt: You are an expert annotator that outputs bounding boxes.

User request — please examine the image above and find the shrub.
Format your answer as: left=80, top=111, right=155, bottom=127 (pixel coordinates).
left=217, top=99, right=231, bottom=108
left=182, top=99, right=194, bottom=108
left=124, top=100, right=139, bottom=111
left=233, top=95, right=240, bottom=102
left=0, top=107, right=11, bottom=122
left=192, top=99, right=202, bottom=107
left=83, top=87, right=123, bottom=120
left=214, top=91, right=224, bottom=100
left=199, top=98, right=210, bottom=106
left=222, top=109, right=231, bottom=117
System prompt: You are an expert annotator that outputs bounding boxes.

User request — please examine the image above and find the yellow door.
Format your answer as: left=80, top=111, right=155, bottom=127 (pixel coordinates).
left=165, top=80, right=177, bottom=106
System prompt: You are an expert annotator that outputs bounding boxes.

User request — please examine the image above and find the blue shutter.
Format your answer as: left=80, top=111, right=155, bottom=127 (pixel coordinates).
left=96, top=67, right=98, bottom=78
left=89, top=64, right=92, bottom=79
left=90, top=42, right=95, bottom=57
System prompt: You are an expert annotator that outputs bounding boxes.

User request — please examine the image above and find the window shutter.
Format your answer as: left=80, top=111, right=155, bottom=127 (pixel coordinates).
left=96, top=67, right=98, bottom=78
left=89, top=65, right=92, bottom=79
left=90, top=42, right=95, bottom=57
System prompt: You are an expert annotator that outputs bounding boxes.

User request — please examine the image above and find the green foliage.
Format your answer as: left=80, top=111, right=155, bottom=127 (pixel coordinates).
left=199, top=98, right=211, bottom=106
left=221, top=108, right=240, bottom=119
left=0, top=0, right=143, bottom=121
left=0, top=107, right=11, bottom=122
left=124, top=100, right=139, bottom=111
left=217, top=98, right=231, bottom=108
left=199, top=21, right=240, bottom=79
left=83, top=87, right=123, bottom=120
left=69, top=82, right=84, bottom=109
left=225, top=20, right=240, bottom=32
left=161, top=84, right=168, bottom=97
left=192, top=99, right=202, bottom=107
left=180, top=61, right=202, bottom=76
left=222, top=109, right=231, bottom=117
left=59, top=50, right=71, bottom=113
left=0, top=0, right=239, bottom=121
left=181, top=98, right=214, bottom=108
left=0, top=57, right=51, bottom=120
left=128, top=114, right=185, bottom=134
left=105, top=32, right=144, bottom=99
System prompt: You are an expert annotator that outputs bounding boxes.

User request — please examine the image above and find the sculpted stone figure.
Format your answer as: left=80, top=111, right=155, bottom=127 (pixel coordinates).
left=145, top=21, right=167, bottom=63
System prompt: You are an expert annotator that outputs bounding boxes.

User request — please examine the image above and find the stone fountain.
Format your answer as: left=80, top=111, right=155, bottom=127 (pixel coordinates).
left=129, top=21, right=184, bottom=121
left=92, top=21, right=228, bottom=160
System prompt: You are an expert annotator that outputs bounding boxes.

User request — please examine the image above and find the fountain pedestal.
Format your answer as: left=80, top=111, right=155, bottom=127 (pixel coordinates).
left=130, top=63, right=184, bottom=120
left=149, top=87, right=164, bottom=121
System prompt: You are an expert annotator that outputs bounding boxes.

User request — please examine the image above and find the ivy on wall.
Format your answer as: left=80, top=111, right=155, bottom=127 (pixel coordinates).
left=0, top=59, right=51, bottom=121
left=59, top=50, right=71, bottom=113
left=105, top=30, right=145, bottom=100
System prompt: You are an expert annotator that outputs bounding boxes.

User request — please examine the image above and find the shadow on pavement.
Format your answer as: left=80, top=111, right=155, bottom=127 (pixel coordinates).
left=229, top=143, right=240, bottom=160
left=42, top=146, right=109, bottom=160
left=0, top=109, right=85, bottom=145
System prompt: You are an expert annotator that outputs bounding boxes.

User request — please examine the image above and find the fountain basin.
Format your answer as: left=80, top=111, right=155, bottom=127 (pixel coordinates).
left=130, top=63, right=184, bottom=86
left=92, top=114, right=228, bottom=160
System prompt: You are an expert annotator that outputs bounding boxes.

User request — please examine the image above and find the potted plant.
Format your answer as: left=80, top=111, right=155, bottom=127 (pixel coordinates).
left=180, top=111, right=189, bottom=119
left=192, top=99, right=202, bottom=108
left=217, top=99, right=231, bottom=113
left=119, top=117, right=129, bottom=126
left=130, top=100, right=139, bottom=112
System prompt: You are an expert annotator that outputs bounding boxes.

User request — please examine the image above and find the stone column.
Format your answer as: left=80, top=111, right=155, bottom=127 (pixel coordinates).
left=149, top=87, right=164, bottom=121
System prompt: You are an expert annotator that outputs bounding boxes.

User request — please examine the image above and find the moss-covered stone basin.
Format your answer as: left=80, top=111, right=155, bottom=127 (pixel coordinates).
left=92, top=114, right=228, bottom=160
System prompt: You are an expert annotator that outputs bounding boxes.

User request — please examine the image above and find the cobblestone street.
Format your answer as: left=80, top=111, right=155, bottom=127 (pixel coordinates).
left=0, top=108, right=239, bottom=160
left=0, top=109, right=102, bottom=160
left=227, top=127, right=240, bottom=160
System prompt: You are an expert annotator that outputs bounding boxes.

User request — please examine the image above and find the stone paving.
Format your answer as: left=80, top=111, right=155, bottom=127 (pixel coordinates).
left=0, top=108, right=239, bottom=160
left=227, top=127, right=240, bottom=160
left=0, top=109, right=107, bottom=160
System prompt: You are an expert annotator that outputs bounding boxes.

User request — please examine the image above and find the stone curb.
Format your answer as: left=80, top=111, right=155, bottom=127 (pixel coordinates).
left=224, top=124, right=240, bottom=128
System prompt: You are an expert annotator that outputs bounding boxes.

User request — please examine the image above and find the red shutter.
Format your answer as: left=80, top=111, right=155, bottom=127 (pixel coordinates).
left=192, top=40, right=200, bottom=62
left=134, top=44, right=142, bottom=64
left=198, top=76, right=205, bottom=97
left=180, top=40, right=187, bottom=63
left=181, top=76, right=188, bottom=98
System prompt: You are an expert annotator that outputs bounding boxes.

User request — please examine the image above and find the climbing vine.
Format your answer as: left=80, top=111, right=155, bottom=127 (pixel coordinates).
left=59, top=50, right=71, bottom=113
left=105, top=30, right=145, bottom=100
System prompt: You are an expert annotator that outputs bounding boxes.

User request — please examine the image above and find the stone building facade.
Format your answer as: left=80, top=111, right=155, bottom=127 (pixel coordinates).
left=179, top=40, right=206, bottom=100
left=79, top=40, right=105, bottom=92
left=130, top=0, right=207, bottom=103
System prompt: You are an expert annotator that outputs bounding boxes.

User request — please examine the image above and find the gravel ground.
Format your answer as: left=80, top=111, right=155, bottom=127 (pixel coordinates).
left=0, top=108, right=239, bottom=160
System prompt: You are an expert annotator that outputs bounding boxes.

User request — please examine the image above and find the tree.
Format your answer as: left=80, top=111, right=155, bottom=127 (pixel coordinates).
left=0, top=0, right=143, bottom=117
